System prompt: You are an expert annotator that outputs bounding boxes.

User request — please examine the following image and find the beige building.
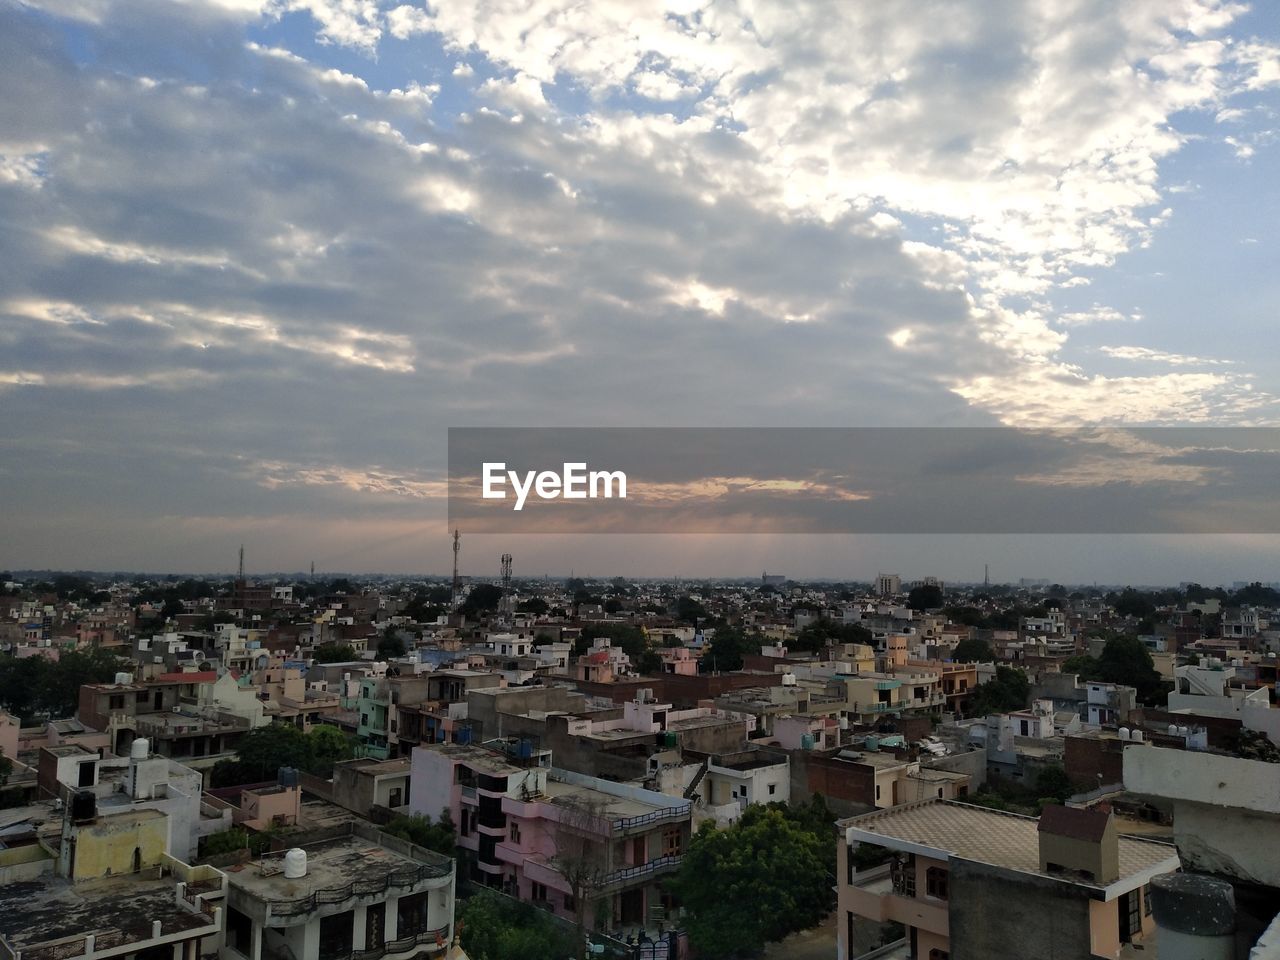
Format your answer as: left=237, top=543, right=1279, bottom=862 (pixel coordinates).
left=838, top=800, right=1178, bottom=960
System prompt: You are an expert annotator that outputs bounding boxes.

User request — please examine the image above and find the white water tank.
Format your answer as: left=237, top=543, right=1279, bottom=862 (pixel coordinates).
left=1168, top=724, right=1179, bottom=736
left=1132, top=730, right=1144, bottom=743
left=130, top=738, right=150, bottom=760
left=1179, top=726, right=1190, bottom=737
left=838, top=716, right=850, bottom=730
left=283, top=849, right=307, bottom=879
left=114, top=671, right=132, bottom=685
left=1119, top=727, right=1131, bottom=741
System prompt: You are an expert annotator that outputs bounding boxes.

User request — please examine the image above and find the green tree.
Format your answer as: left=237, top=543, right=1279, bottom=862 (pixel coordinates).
left=377, top=631, right=407, bottom=659
left=1095, top=635, right=1165, bottom=705
left=968, top=666, right=1030, bottom=716
left=636, top=650, right=663, bottom=675
left=200, top=827, right=251, bottom=857
left=307, top=725, right=355, bottom=776
left=674, top=595, right=708, bottom=623
left=950, top=637, right=994, bottom=663
left=1034, top=764, right=1075, bottom=803
left=668, top=806, right=833, bottom=959
left=460, top=583, right=504, bottom=617
left=698, top=626, right=757, bottom=673
left=792, top=618, right=874, bottom=654
left=383, top=811, right=456, bottom=857
left=210, top=723, right=312, bottom=787
left=457, top=888, right=575, bottom=960
left=516, top=597, right=548, bottom=615
left=313, top=642, right=358, bottom=664
left=907, top=583, right=944, bottom=611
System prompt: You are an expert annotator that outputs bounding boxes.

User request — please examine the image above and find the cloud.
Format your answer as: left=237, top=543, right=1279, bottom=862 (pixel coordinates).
left=1100, top=345, right=1233, bottom=367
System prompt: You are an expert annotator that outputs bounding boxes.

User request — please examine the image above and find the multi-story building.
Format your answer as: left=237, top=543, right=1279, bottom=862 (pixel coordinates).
left=838, top=800, right=1179, bottom=960
left=221, top=822, right=455, bottom=960
left=409, top=741, right=691, bottom=931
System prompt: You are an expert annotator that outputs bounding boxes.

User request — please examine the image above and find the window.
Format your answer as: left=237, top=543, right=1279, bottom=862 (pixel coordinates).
left=875, top=785, right=881, bottom=801
left=319, top=910, right=355, bottom=960
left=563, top=892, right=576, bottom=913
left=768, top=784, right=777, bottom=796
left=929, top=951, right=950, bottom=960
left=926, top=867, right=949, bottom=901
left=662, top=828, right=682, bottom=858
left=136, top=691, right=148, bottom=703
left=109, top=695, right=124, bottom=709
left=531, top=881, right=548, bottom=902
left=1143, top=886, right=1152, bottom=916
left=510, top=822, right=521, bottom=844
left=397, top=892, right=430, bottom=937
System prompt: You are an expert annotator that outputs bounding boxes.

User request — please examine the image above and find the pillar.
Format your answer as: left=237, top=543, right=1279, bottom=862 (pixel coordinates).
left=1150, top=873, right=1235, bottom=960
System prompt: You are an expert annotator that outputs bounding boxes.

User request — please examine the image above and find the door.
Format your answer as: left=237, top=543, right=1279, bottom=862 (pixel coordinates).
left=620, top=888, right=645, bottom=925
left=1120, top=891, right=1141, bottom=942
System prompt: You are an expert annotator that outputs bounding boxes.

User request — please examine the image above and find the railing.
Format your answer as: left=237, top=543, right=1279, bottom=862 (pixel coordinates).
left=610, top=807, right=687, bottom=834
left=349, top=926, right=451, bottom=960
left=267, top=863, right=452, bottom=918
left=597, top=855, right=682, bottom=891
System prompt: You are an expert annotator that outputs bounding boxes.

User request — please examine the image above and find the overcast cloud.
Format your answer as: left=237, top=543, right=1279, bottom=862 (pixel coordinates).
left=1, top=0, right=1278, bottom=580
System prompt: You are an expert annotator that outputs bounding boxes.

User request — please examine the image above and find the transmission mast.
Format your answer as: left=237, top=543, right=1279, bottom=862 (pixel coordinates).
left=501, top=553, right=513, bottom=595
left=238, top=544, right=245, bottom=581
left=451, top=529, right=462, bottom=609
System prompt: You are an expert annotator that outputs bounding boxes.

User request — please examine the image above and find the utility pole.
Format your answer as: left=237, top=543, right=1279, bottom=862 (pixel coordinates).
left=451, top=530, right=462, bottom=610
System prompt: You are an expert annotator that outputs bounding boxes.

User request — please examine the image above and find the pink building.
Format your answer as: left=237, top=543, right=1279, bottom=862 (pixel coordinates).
left=410, top=741, right=691, bottom=933
left=658, top=647, right=698, bottom=676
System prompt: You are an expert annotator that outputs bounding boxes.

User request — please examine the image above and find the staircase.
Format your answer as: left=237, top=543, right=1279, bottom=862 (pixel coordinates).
left=683, top=758, right=710, bottom=800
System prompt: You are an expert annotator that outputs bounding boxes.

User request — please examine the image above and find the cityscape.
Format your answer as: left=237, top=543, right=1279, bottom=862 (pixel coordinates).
left=4, top=0, right=1280, bottom=959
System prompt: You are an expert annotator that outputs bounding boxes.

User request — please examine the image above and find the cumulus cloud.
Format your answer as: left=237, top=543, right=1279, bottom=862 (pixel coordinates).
left=1, top=0, right=1278, bottom=568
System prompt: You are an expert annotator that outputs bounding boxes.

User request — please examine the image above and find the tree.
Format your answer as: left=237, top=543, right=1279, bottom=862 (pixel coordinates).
left=210, top=724, right=311, bottom=786
left=698, top=626, right=757, bottom=673
left=551, top=795, right=614, bottom=960
left=1034, top=764, right=1075, bottom=803
left=460, top=583, right=504, bottom=617
left=674, top=595, right=707, bottom=624
left=516, top=597, right=548, bottom=615
left=907, top=583, right=944, bottom=611
left=313, top=642, right=358, bottom=664
left=668, top=806, right=833, bottom=959
left=383, top=811, right=456, bottom=857
left=1095, top=635, right=1165, bottom=705
left=307, top=725, right=355, bottom=776
left=950, top=637, right=994, bottom=663
left=457, top=888, right=575, bottom=960
left=637, top=650, right=663, bottom=675
left=377, top=631, right=407, bottom=659
left=792, top=618, right=873, bottom=654
left=968, top=666, right=1030, bottom=717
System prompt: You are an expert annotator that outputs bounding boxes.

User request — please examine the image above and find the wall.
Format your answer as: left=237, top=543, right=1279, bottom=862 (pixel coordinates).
left=948, top=858, right=1094, bottom=960
left=925, top=748, right=987, bottom=791
left=66, top=810, right=169, bottom=880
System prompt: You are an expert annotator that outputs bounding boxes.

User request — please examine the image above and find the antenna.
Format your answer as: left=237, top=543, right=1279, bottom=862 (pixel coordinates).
left=984, top=563, right=989, bottom=589
left=501, top=553, right=512, bottom=595
left=451, top=530, right=462, bottom=609
left=238, top=545, right=245, bottom=581
left=310, top=561, right=315, bottom=580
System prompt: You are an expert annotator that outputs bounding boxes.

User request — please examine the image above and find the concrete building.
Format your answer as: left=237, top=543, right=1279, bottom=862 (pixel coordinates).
left=220, top=822, right=455, bottom=960
left=0, top=791, right=226, bottom=960
left=409, top=741, right=690, bottom=933
left=331, top=757, right=413, bottom=817
left=838, top=800, right=1179, bottom=960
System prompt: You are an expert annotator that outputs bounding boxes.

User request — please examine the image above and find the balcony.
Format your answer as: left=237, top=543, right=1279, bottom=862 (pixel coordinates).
left=265, top=862, right=452, bottom=923
left=843, top=864, right=948, bottom=938
left=597, top=855, right=682, bottom=893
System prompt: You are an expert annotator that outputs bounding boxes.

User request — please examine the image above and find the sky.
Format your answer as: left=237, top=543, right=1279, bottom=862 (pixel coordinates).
left=1, top=0, right=1279, bottom=583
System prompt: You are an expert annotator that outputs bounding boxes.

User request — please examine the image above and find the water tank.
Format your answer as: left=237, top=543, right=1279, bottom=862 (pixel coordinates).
left=71, top=790, right=97, bottom=824
left=130, top=738, right=150, bottom=760
left=283, top=848, right=307, bottom=879
left=278, top=767, right=299, bottom=787
left=1119, top=727, right=1131, bottom=741
left=516, top=739, right=533, bottom=760
left=865, top=736, right=879, bottom=751
left=838, top=716, right=850, bottom=730
left=1132, top=730, right=1144, bottom=743
left=114, top=671, right=132, bottom=685
left=1178, top=726, right=1190, bottom=737
left=801, top=734, right=816, bottom=750
left=1168, top=724, right=1179, bottom=736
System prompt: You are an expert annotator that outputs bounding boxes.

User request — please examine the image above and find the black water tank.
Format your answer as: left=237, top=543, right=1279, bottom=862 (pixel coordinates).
left=71, top=790, right=97, bottom=823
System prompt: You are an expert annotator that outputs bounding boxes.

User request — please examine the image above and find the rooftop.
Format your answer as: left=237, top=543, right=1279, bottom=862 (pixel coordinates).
left=0, top=871, right=215, bottom=960
left=224, top=827, right=450, bottom=902
left=843, top=799, right=1177, bottom=890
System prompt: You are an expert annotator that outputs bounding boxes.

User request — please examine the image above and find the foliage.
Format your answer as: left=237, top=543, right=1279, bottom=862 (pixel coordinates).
left=967, top=666, right=1030, bottom=717
left=637, top=650, right=663, bottom=675
left=457, top=888, right=575, bottom=960
left=383, top=812, right=457, bottom=857
left=516, top=597, right=548, bottom=615
left=460, top=583, right=504, bottom=617
left=377, top=632, right=407, bottom=659
left=313, top=642, right=358, bottom=664
left=208, top=723, right=355, bottom=787
left=906, top=583, right=944, bottom=610
left=199, top=827, right=271, bottom=858
left=1236, top=729, right=1280, bottom=763
left=1034, top=764, right=1075, bottom=803
left=0, top=645, right=126, bottom=724
left=950, top=637, right=994, bottom=663
left=574, top=623, right=647, bottom=660
left=674, top=595, right=708, bottom=623
left=668, top=805, right=834, bottom=959
left=791, top=618, right=874, bottom=654
left=1095, top=635, right=1166, bottom=705
left=698, top=626, right=759, bottom=673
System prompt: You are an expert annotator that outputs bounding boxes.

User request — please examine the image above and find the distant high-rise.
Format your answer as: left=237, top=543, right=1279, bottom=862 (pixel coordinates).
left=875, top=573, right=901, bottom=597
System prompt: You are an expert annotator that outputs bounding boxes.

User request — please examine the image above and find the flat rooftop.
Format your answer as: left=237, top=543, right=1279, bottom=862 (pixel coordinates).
left=414, top=742, right=527, bottom=776
left=542, top=779, right=666, bottom=821
left=342, top=757, right=411, bottom=776
left=224, top=831, right=444, bottom=901
left=843, top=800, right=1178, bottom=888
left=0, top=872, right=215, bottom=960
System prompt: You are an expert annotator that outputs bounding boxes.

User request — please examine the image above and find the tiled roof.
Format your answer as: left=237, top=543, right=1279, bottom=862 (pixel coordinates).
left=842, top=799, right=1176, bottom=886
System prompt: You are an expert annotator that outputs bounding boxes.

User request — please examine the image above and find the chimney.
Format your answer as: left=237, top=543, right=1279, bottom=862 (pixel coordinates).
left=1037, top=804, right=1119, bottom=884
